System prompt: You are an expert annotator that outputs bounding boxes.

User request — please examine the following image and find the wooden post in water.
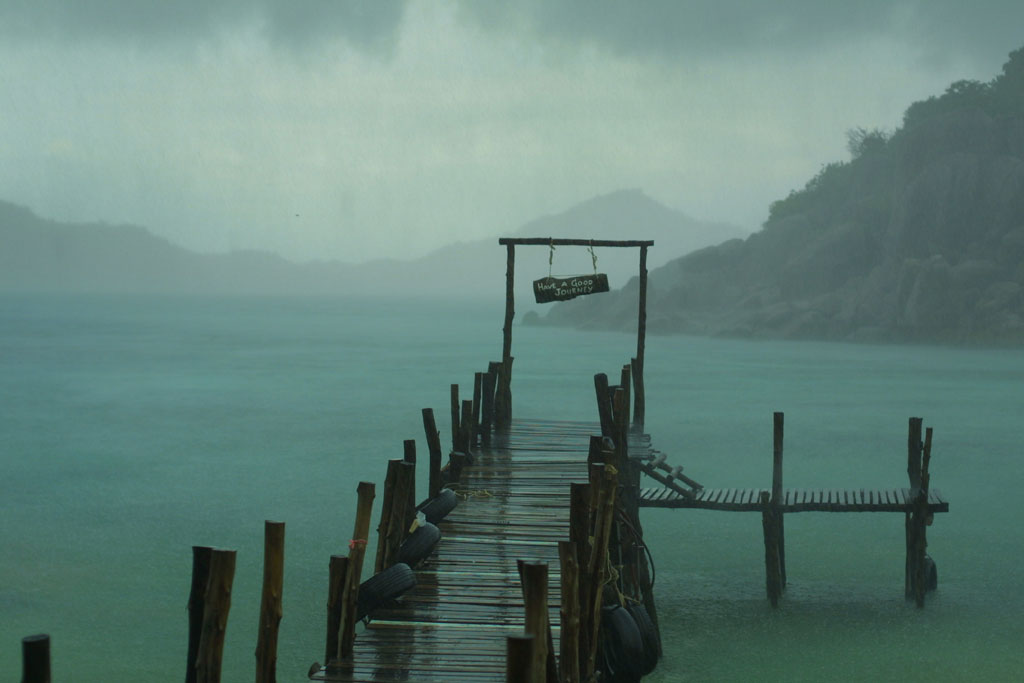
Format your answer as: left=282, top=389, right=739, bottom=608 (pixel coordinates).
left=450, top=384, right=461, bottom=452
left=422, top=408, right=443, bottom=499
left=324, top=555, right=348, bottom=664
left=460, top=400, right=475, bottom=458
left=21, top=634, right=50, bottom=683
left=773, top=412, right=786, bottom=588
left=506, top=634, right=536, bottom=683
left=196, top=548, right=237, bottom=683
left=375, top=460, right=400, bottom=574
left=633, top=244, right=648, bottom=428
left=403, top=440, right=417, bottom=525
left=913, top=427, right=934, bottom=607
left=585, top=463, right=617, bottom=679
left=518, top=560, right=556, bottom=683
left=593, top=373, right=614, bottom=438
left=497, top=243, right=515, bottom=430
left=905, top=417, right=923, bottom=600
left=255, top=521, right=285, bottom=683
left=559, top=541, right=582, bottom=683
left=761, top=412, right=785, bottom=607
left=187, top=545, right=213, bottom=683
left=482, top=363, right=499, bottom=446
left=339, top=481, right=375, bottom=659
left=472, top=372, right=483, bottom=448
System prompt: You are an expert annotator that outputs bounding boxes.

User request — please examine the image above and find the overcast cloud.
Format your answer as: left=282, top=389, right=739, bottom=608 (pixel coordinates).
left=1, top=1, right=1021, bottom=262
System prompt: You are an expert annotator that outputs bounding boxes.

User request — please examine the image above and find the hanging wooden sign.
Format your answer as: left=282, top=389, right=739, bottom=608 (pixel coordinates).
left=533, top=273, right=610, bottom=304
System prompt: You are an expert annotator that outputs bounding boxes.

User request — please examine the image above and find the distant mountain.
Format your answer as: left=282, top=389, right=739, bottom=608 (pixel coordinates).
left=536, top=47, right=1024, bottom=345
left=0, top=190, right=746, bottom=302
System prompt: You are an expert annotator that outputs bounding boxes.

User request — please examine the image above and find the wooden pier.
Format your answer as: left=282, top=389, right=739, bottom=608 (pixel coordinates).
left=312, top=418, right=652, bottom=682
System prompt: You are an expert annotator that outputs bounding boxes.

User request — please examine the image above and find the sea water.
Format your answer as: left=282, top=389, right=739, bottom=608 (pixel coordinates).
left=1, top=293, right=1022, bottom=681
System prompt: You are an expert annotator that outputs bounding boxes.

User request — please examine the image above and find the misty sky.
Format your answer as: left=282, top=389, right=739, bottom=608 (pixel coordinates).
left=2, top=1, right=1022, bottom=263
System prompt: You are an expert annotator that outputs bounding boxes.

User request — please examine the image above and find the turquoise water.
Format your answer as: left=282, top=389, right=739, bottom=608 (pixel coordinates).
left=2, top=294, right=1022, bottom=681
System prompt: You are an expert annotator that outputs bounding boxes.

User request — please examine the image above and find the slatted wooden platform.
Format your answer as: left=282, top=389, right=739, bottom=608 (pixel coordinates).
left=640, top=486, right=949, bottom=512
left=311, top=418, right=623, bottom=682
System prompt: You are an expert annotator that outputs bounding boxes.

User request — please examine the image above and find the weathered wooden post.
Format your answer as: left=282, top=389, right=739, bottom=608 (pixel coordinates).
left=339, top=481, right=376, bottom=659
left=593, top=373, right=614, bottom=438
left=255, top=521, right=285, bottom=683
left=906, top=419, right=934, bottom=607
left=559, top=541, right=581, bottom=683
left=761, top=412, right=785, bottom=607
left=450, top=384, right=461, bottom=452
left=906, top=417, right=923, bottom=600
left=187, top=545, right=213, bottom=683
left=585, top=463, right=617, bottom=679
left=472, top=372, right=483, bottom=447
left=403, top=439, right=417, bottom=524
left=375, top=460, right=400, bottom=574
left=496, top=242, right=516, bottom=430
left=422, top=408, right=444, bottom=499
left=506, top=634, right=536, bottom=683
left=196, top=548, right=237, bottom=683
left=518, top=560, right=556, bottom=683
left=324, top=555, right=348, bottom=663
left=773, top=411, right=786, bottom=588
left=21, top=634, right=51, bottom=683
left=633, top=243, right=649, bottom=428
left=460, top=400, right=475, bottom=458
left=481, top=363, right=499, bottom=446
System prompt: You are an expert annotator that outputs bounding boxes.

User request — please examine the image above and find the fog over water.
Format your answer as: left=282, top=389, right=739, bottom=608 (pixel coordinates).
left=2, top=1, right=1023, bottom=262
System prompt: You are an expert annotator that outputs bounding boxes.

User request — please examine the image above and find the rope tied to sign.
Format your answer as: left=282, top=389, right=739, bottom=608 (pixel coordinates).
left=589, top=240, right=598, bottom=274
left=548, top=239, right=555, bottom=278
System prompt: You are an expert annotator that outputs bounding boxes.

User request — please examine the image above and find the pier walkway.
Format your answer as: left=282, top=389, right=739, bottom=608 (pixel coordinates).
left=311, top=418, right=652, bottom=682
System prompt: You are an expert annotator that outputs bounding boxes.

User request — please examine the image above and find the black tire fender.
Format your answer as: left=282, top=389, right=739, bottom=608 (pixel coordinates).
left=397, top=522, right=441, bottom=567
left=416, top=488, right=458, bottom=524
left=356, top=562, right=416, bottom=620
left=624, top=602, right=660, bottom=675
left=599, top=604, right=645, bottom=680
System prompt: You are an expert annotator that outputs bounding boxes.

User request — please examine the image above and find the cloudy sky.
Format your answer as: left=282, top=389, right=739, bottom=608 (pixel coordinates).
left=1, top=1, right=1022, bottom=263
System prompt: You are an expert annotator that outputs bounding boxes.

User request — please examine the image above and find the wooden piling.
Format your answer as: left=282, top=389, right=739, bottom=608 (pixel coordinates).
left=506, top=634, right=536, bottom=683
left=760, top=491, right=783, bottom=607
left=593, top=373, right=613, bottom=438
left=374, top=460, right=400, bottom=574
left=772, top=411, right=786, bottom=587
left=498, top=242, right=516, bottom=430
left=186, top=545, right=213, bottom=683
left=905, top=417, right=923, bottom=600
left=196, top=548, right=237, bottom=683
left=255, top=521, right=285, bottom=683
left=460, top=400, right=475, bottom=457
left=559, top=541, right=582, bottom=683
left=450, top=384, right=461, bottom=452
left=21, top=634, right=50, bottom=683
left=339, top=482, right=376, bottom=659
left=634, top=244, right=648, bottom=427
left=472, top=372, right=483, bottom=447
left=422, top=408, right=443, bottom=499
left=403, top=440, right=417, bottom=526
left=518, top=560, right=556, bottom=683
left=585, top=463, right=617, bottom=679
left=324, top=555, right=348, bottom=664
left=482, top=363, right=498, bottom=445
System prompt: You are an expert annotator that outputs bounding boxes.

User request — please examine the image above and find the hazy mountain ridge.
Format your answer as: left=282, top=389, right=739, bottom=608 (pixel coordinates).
left=0, top=190, right=745, bottom=303
left=538, top=47, right=1024, bottom=345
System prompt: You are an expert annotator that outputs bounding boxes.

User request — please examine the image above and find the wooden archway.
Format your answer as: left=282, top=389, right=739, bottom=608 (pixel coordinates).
left=494, top=237, right=653, bottom=430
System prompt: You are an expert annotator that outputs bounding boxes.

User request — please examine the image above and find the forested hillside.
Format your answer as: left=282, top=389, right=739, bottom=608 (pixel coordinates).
left=541, top=48, right=1024, bottom=344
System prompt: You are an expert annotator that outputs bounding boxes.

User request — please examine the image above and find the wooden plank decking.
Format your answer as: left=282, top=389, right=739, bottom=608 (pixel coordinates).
left=640, top=486, right=950, bottom=512
left=312, top=418, right=627, bottom=682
